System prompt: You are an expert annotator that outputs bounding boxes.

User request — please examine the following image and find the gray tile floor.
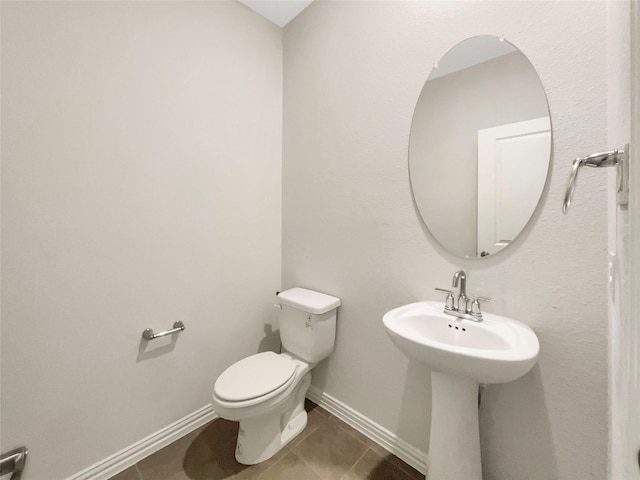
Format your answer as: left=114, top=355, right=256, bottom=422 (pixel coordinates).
left=110, top=400, right=424, bottom=480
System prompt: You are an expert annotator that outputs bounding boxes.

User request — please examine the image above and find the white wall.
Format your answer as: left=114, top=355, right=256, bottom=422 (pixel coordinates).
left=1, top=2, right=282, bottom=478
left=283, top=2, right=608, bottom=479
left=410, top=51, right=549, bottom=256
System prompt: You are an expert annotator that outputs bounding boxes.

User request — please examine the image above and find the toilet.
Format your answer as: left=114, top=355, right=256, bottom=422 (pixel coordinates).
left=211, top=287, right=341, bottom=465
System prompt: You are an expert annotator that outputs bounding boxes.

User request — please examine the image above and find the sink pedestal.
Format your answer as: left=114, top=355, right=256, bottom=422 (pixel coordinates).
left=383, top=301, right=540, bottom=479
left=428, top=372, right=482, bottom=480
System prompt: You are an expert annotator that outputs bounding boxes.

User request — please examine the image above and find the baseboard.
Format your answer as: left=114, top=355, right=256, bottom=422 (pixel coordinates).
left=306, top=386, right=428, bottom=475
left=67, top=405, right=218, bottom=480
left=67, top=391, right=427, bottom=479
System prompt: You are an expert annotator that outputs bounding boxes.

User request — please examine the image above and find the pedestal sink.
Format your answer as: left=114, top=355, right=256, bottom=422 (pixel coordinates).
left=383, top=301, right=539, bottom=480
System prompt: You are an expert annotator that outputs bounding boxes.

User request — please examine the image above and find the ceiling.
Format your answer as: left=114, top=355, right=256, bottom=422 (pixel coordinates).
left=238, top=0, right=314, bottom=27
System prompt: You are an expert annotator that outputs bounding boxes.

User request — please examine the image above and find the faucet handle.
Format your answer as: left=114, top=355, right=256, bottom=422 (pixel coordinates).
left=473, top=296, right=494, bottom=304
left=435, top=287, right=454, bottom=293
left=435, top=288, right=455, bottom=311
left=470, top=296, right=494, bottom=319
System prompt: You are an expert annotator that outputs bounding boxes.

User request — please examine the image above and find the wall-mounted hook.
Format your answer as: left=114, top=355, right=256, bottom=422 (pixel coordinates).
left=563, top=143, right=629, bottom=213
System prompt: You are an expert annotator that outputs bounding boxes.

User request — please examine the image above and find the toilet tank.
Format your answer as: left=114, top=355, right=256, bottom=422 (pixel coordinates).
left=277, top=288, right=341, bottom=363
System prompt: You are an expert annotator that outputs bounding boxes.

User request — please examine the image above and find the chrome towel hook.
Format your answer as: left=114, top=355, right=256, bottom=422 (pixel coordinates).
left=563, top=143, right=629, bottom=213
left=0, top=447, right=28, bottom=480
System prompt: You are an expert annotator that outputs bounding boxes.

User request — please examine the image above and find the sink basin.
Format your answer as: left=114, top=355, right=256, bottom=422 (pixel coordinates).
left=383, top=301, right=539, bottom=384
left=383, top=301, right=540, bottom=480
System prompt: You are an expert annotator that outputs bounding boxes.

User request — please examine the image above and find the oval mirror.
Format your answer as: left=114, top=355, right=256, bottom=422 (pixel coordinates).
left=409, top=36, right=551, bottom=258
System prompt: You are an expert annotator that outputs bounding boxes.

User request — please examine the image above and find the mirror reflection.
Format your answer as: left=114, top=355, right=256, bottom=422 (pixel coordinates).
left=409, top=36, right=551, bottom=258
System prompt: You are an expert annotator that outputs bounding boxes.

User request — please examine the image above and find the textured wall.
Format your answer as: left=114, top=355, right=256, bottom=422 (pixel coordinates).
left=1, top=2, right=282, bottom=478
left=283, top=2, right=608, bottom=479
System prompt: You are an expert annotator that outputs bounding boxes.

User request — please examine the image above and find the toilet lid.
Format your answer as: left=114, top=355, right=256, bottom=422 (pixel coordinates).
left=214, top=351, right=297, bottom=402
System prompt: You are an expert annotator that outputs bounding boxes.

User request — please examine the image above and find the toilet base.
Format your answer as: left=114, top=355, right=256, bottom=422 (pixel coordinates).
left=234, top=372, right=311, bottom=465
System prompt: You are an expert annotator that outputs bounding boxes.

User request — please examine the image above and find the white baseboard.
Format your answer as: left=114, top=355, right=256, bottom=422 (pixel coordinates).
left=67, top=405, right=218, bottom=480
left=67, top=391, right=427, bottom=479
left=306, top=386, right=428, bottom=475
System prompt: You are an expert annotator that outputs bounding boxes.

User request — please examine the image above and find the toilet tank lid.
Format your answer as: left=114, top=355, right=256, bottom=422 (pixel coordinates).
left=277, top=287, right=341, bottom=314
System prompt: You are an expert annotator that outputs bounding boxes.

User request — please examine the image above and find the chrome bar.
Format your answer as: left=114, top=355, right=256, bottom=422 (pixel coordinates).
left=0, top=446, right=28, bottom=480
left=563, top=157, right=584, bottom=214
left=142, top=321, right=185, bottom=341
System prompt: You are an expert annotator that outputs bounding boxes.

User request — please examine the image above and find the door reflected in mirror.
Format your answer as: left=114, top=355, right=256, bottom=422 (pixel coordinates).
left=409, top=36, right=551, bottom=258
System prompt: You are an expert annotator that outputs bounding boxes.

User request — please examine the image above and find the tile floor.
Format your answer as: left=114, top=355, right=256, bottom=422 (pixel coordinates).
left=110, top=400, right=424, bottom=480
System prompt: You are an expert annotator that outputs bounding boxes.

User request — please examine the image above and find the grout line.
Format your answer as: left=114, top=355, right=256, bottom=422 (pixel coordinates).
left=286, top=408, right=322, bottom=452
left=308, top=403, right=330, bottom=418
left=294, top=411, right=332, bottom=477
left=327, top=412, right=370, bottom=448
left=256, top=450, right=287, bottom=478
left=295, top=450, right=327, bottom=479
left=294, top=413, right=372, bottom=480
left=340, top=446, right=371, bottom=479
left=393, top=455, right=424, bottom=479
left=313, top=402, right=332, bottom=417
left=288, top=418, right=327, bottom=478
left=289, top=423, right=318, bottom=450
left=133, top=463, right=143, bottom=480
left=306, top=388, right=427, bottom=474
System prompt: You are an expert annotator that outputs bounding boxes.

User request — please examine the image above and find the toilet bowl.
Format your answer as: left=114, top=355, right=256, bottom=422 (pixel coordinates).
left=211, top=287, right=340, bottom=465
left=212, top=351, right=313, bottom=464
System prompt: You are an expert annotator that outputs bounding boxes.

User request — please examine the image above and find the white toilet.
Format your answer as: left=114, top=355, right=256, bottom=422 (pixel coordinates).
left=211, top=287, right=341, bottom=465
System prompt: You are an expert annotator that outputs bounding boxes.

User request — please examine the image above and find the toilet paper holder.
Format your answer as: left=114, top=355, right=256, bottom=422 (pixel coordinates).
left=142, top=321, right=185, bottom=341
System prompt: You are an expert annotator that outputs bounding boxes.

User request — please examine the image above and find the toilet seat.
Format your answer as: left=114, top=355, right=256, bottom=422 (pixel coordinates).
left=214, top=351, right=297, bottom=403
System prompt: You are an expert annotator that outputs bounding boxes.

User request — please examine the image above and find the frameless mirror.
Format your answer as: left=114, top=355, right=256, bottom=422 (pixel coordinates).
left=409, top=36, right=551, bottom=258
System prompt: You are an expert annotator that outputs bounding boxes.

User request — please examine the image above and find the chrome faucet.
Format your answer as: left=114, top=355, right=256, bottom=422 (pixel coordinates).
left=435, top=270, right=494, bottom=321
left=452, top=270, right=468, bottom=313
